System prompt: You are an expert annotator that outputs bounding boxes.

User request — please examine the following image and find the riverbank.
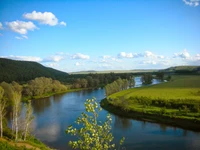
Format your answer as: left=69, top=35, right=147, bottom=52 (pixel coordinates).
left=100, top=75, right=200, bottom=131
left=22, top=88, right=84, bottom=101
left=101, top=98, right=200, bottom=131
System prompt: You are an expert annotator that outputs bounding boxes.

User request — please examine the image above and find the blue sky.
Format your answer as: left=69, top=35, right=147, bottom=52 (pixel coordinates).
left=0, top=0, right=200, bottom=72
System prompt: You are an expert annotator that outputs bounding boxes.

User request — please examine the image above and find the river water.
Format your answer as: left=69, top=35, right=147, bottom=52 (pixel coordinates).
left=27, top=77, right=200, bottom=150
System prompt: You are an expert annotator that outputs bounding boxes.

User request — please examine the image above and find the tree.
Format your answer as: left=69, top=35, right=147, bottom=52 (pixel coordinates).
left=141, top=74, right=153, bottom=84
left=66, top=98, right=125, bottom=150
left=12, top=91, right=21, bottom=141
left=156, top=72, right=164, bottom=80
left=129, top=76, right=135, bottom=88
left=23, top=100, right=34, bottom=141
left=0, top=86, right=6, bottom=138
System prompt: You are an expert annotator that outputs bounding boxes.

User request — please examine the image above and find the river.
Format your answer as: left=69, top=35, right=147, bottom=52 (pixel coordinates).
left=27, top=77, right=200, bottom=149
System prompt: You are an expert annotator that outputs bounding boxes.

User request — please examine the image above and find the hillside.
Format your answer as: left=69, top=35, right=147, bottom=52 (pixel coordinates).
left=71, top=66, right=200, bottom=75
left=0, top=58, right=69, bottom=83
left=162, top=66, right=200, bottom=73
left=71, top=69, right=158, bottom=74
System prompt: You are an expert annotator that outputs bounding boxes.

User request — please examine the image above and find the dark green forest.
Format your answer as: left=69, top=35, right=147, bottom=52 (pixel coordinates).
left=0, top=58, right=69, bottom=83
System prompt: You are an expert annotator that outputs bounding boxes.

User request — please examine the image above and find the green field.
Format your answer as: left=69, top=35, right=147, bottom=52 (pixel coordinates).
left=101, top=75, right=200, bottom=130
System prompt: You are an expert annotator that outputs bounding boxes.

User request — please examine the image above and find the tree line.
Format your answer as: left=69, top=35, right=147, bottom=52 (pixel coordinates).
left=69, top=72, right=134, bottom=89
left=105, top=77, right=135, bottom=96
left=23, top=77, right=68, bottom=98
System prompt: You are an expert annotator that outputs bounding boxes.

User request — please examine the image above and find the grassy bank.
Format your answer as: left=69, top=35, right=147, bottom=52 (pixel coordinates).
left=0, top=137, right=51, bottom=150
left=100, top=75, right=200, bottom=131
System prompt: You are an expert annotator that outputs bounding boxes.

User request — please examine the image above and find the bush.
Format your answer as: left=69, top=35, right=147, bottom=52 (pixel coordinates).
left=66, top=98, right=125, bottom=150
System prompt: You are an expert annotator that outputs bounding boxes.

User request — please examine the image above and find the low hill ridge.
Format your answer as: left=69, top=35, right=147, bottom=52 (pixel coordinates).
left=0, top=58, right=69, bottom=83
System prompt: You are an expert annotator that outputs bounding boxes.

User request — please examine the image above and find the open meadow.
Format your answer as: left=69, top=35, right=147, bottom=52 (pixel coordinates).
left=101, top=75, right=200, bottom=130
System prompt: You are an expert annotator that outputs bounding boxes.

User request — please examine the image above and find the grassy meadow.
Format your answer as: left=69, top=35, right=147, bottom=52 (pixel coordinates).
left=101, top=75, right=200, bottom=130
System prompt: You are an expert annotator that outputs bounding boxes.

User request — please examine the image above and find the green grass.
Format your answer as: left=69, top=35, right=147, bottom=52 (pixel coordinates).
left=103, top=75, right=200, bottom=130
left=110, top=75, right=200, bottom=100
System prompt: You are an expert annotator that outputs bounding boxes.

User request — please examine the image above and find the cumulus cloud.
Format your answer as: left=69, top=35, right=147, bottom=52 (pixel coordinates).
left=60, top=21, right=66, bottom=26
left=174, top=49, right=191, bottom=59
left=0, top=22, right=3, bottom=30
left=6, top=20, right=37, bottom=34
left=144, top=51, right=164, bottom=59
left=118, top=52, right=137, bottom=58
left=23, top=11, right=66, bottom=26
left=183, top=0, right=199, bottom=7
left=0, top=55, right=42, bottom=62
left=144, top=51, right=156, bottom=58
left=71, top=53, right=90, bottom=60
left=185, top=53, right=200, bottom=65
left=43, top=55, right=65, bottom=62
left=117, top=51, right=164, bottom=59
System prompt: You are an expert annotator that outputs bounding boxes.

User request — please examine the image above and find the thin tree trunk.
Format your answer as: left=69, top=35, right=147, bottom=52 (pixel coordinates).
left=0, top=115, right=2, bottom=138
left=15, top=108, right=18, bottom=141
left=24, top=123, right=29, bottom=141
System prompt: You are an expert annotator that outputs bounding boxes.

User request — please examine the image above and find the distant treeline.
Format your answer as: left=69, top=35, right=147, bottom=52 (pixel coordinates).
left=0, top=77, right=68, bottom=102
left=68, top=73, right=134, bottom=89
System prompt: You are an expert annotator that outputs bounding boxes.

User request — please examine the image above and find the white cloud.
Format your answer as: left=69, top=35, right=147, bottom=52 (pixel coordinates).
left=185, top=53, right=200, bottom=65
left=15, top=35, right=28, bottom=40
left=15, top=36, right=23, bottom=40
left=75, top=62, right=85, bottom=66
left=183, top=0, right=199, bottom=7
left=118, top=51, right=164, bottom=59
left=142, top=60, right=157, bottom=65
left=6, top=20, right=37, bottom=34
left=23, top=11, right=61, bottom=26
left=60, top=21, right=66, bottom=26
left=43, top=55, right=65, bottom=62
left=71, top=53, right=90, bottom=60
left=118, top=52, right=134, bottom=58
left=0, top=22, right=3, bottom=29
left=144, top=51, right=156, bottom=58
left=22, top=35, right=28, bottom=39
left=102, top=55, right=111, bottom=59
left=75, top=62, right=80, bottom=66
left=174, top=49, right=191, bottom=59
left=45, top=63, right=58, bottom=67
left=1, top=55, right=42, bottom=62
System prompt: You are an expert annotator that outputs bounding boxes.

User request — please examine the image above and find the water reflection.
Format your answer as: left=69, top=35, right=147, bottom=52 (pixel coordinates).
left=11, top=78, right=200, bottom=150
left=32, top=97, right=52, bottom=115
left=35, top=122, right=60, bottom=142
left=114, top=116, right=132, bottom=130
left=134, top=76, right=163, bottom=88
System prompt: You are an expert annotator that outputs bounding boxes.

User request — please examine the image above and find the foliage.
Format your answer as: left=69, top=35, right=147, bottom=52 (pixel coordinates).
left=0, top=86, right=7, bottom=138
left=23, top=77, right=68, bottom=98
left=141, top=73, right=153, bottom=84
left=105, top=78, right=129, bottom=96
left=66, top=98, right=125, bottom=150
left=156, top=72, right=164, bottom=80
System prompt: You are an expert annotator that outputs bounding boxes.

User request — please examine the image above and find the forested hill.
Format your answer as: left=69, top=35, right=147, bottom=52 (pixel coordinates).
left=0, top=58, right=69, bottom=83
left=162, top=66, right=200, bottom=74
